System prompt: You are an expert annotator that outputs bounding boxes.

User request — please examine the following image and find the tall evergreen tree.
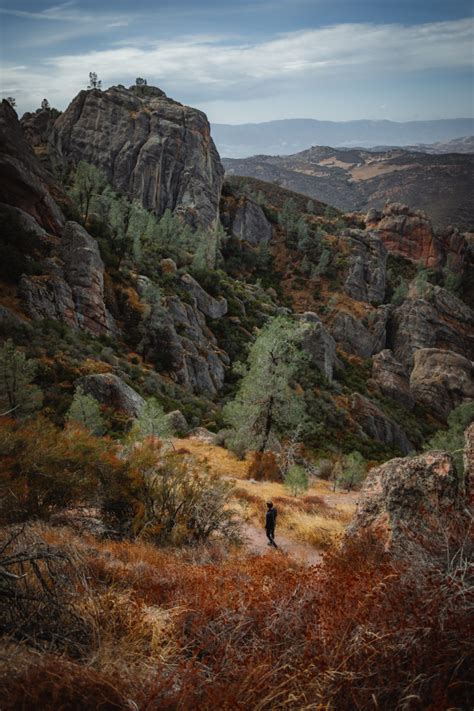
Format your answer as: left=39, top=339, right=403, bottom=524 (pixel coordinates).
left=0, top=340, right=42, bottom=418
left=224, top=317, right=308, bottom=458
left=66, top=386, right=104, bottom=435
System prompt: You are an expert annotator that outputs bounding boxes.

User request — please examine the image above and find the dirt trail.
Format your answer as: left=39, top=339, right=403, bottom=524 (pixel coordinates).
left=242, top=522, right=323, bottom=566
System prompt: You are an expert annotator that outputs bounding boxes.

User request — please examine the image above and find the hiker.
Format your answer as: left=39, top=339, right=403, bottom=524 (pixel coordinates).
left=265, top=501, right=278, bottom=547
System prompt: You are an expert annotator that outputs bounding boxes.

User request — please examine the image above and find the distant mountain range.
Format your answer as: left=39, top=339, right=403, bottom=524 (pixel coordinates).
left=212, top=118, right=474, bottom=158
left=223, top=145, right=474, bottom=230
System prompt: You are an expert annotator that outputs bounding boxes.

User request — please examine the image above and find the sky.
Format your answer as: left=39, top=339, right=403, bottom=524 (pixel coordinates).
left=0, top=0, right=473, bottom=123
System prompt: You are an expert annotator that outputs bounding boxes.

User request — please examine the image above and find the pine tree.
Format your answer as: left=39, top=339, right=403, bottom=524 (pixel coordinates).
left=88, top=72, right=102, bottom=90
left=0, top=340, right=42, bottom=418
left=284, top=464, right=309, bottom=497
left=130, top=398, right=172, bottom=441
left=70, top=161, right=106, bottom=225
left=224, top=317, right=308, bottom=459
left=65, top=386, right=104, bottom=435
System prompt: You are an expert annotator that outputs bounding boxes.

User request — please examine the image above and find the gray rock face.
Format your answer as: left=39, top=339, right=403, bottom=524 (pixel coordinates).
left=370, top=350, right=414, bottom=410
left=351, top=393, right=413, bottom=454
left=348, top=450, right=462, bottom=548
left=231, top=198, right=272, bottom=245
left=140, top=287, right=229, bottom=397
left=409, top=348, right=474, bottom=420
left=390, top=284, right=474, bottom=369
left=298, top=312, right=336, bottom=381
left=0, top=100, right=64, bottom=233
left=61, top=221, right=114, bottom=336
left=330, top=311, right=382, bottom=359
left=343, top=229, right=387, bottom=305
left=79, top=373, right=145, bottom=417
left=50, top=85, right=224, bottom=229
left=19, top=273, right=78, bottom=327
left=179, top=273, right=227, bottom=319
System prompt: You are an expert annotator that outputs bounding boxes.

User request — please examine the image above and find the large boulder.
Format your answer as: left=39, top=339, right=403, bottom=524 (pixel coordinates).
left=164, top=410, right=189, bottom=435
left=50, top=85, right=224, bottom=229
left=389, top=284, right=474, bottom=369
left=231, top=198, right=272, bottom=245
left=79, top=373, right=145, bottom=417
left=351, top=393, right=413, bottom=454
left=410, top=348, right=474, bottom=420
left=298, top=312, right=336, bottom=381
left=343, top=229, right=387, bottom=304
left=348, top=450, right=464, bottom=548
left=370, top=350, right=414, bottom=410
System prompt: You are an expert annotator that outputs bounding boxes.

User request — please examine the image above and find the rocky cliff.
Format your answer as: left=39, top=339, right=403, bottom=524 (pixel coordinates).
left=50, top=85, right=223, bottom=229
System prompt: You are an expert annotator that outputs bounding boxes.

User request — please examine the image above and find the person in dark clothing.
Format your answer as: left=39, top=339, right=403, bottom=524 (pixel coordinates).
left=265, top=501, right=278, bottom=547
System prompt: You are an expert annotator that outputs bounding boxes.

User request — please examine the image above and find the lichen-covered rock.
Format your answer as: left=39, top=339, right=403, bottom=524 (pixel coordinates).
left=390, top=284, right=474, bottom=368
left=231, top=198, right=272, bottom=245
left=18, top=273, right=78, bottom=327
left=79, top=373, right=145, bottom=417
left=50, top=85, right=223, bottom=229
left=409, top=348, right=474, bottom=420
left=348, top=450, right=463, bottom=548
left=351, top=393, right=413, bottom=454
left=297, top=312, right=336, bottom=381
left=343, top=229, right=387, bottom=304
left=370, top=349, right=414, bottom=410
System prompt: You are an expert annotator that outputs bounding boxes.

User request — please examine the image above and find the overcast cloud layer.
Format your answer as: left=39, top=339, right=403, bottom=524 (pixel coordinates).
left=0, top=1, right=473, bottom=122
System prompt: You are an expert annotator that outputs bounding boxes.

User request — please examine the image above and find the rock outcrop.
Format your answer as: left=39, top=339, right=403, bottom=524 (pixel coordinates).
left=409, top=348, right=474, bottom=420
left=389, top=284, right=474, bottom=368
left=365, top=202, right=469, bottom=275
left=348, top=450, right=463, bottom=548
left=330, top=311, right=387, bottom=359
left=0, top=100, right=63, bottom=233
left=351, top=393, right=413, bottom=454
left=298, top=312, right=336, bottom=381
left=79, top=373, right=145, bottom=417
left=179, top=273, right=227, bottom=319
left=50, top=85, right=223, bottom=229
left=230, top=198, right=272, bottom=245
left=370, top=350, right=414, bottom=410
left=343, top=229, right=387, bottom=304
left=164, top=410, right=189, bottom=435
left=19, top=221, right=113, bottom=336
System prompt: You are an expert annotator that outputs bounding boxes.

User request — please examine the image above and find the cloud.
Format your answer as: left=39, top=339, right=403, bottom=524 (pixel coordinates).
left=2, top=17, right=472, bottom=114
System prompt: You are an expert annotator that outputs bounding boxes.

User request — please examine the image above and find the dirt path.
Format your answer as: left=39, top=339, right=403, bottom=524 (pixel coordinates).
left=242, top=522, right=323, bottom=566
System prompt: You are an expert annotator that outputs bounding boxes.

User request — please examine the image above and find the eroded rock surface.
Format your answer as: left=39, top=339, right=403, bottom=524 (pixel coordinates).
left=343, top=229, right=387, bottom=304
left=348, top=450, right=463, bottom=547
left=370, top=350, right=414, bottom=410
left=351, top=393, right=412, bottom=454
left=50, top=85, right=223, bottom=229
left=231, top=198, right=273, bottom=245
left=298, top=312, right=336, bottom=381
left=410, top=348, right=474, bottom=420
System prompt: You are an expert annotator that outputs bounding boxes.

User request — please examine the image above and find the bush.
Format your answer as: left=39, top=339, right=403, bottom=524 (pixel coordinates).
left=284, top=464, right=309, bottom=496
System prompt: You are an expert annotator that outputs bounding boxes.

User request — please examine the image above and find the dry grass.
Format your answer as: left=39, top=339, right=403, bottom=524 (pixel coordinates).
left=1, top=518, right=471, bottom=710
left=172, top=437, right=251, bottom=479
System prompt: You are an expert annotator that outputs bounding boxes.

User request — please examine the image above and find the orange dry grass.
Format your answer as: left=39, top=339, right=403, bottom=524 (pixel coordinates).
left=172, top=437, right=251, bottom=479
left=1, top=520, right=471, bottom=710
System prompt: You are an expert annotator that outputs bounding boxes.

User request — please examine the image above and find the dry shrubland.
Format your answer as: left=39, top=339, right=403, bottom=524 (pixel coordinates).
left=1, top=517, right=472, bottom=710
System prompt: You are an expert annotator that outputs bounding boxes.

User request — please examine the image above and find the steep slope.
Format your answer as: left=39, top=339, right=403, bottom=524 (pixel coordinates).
left=223, top=146, right=474, bottom=230
left=0, top=87, right=472, bottom=463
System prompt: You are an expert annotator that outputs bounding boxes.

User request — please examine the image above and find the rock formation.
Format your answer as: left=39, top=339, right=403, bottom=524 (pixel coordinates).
left=370, top=350, right=414, bottom=410
left=79, top=373, right=145, bottom=418
left=389, top=283, right=474, bottom=368
left=351, top=393, right=412, bottom=454
left=343, top=229, right=387, bottom=304
left=297, top=312, right=336, bottom=381
left=409, top=348, right=474, bottom=420
left=229, top=198, right=273, bottom=245
left=348, top=450, right=463, bottom=548
left=50, top=85, right=224, bottom=229
left=0, top=100, right=63, bottom=233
